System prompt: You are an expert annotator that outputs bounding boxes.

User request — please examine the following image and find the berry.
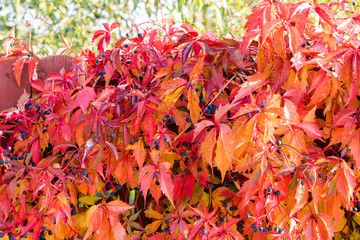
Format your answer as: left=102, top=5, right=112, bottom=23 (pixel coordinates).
left=210, top=184, right=214, bottom=188
left=358, top=203, right=360, bottom=208
left=35, top=103, right=40, bottom=108
left=353, top=1, right=356, bottom=5
left=110, top=133, right=115, bottom=138
left=208, top=105, right=213, bottom=109
left=117, top=184, right=122, bottom=189
left=126, top=33, right=129, bottom=37
left=107, top=183, right=112, bottom=189
left=18, top=119, right=23, bottom=123
left=16, top=183, right=20, bottom=187
left=41, top=226, right=46, bottom=231
left=259, top=227, right=263, bottom=231
left=44, top=110, right=50, bottom=115
left=139, top=76, right=143, bottom=81
left=275, top=191, right=281, bottom=196
left=219, top=217, right=224, bottom=222
left=184, top=168, right=188, bottom=172
left=0, top=160, right=4, bottom=165
left=230, top=206, right=236, bottom=211
left=163, top=116, right=169, bottom=121
left=101, top=53, right=106, bottom=57
left=83, top=170, right=88, bottom=175
left=243, top=56, right=247, bottom=60
left=33, top=114, right=37, bottom=118
left=188, top=82, right=193, bottom=87
left=201, top=230, right=206, bottom=235
left=95, top=59, right=99, bottom=63
left=222, top=202, right=227, bottom=208
left=96, top=192, right=102, bottom=197
left=195, top=87, right=200, bottom=92
left=306, top=55, right=311, bottom=60
left=246, top=113, right=251, bottom=117
left=72, top=168, right=76, bottom=173
left=301, top=43, right=306, bottom=47
left=200, top=99, right=205, bottom=103
left=22, top=191, right=27, bottom=195
left=154, top=140, right=159, bottom=145
left=164, top=219, right=169, bottom=224
left=163, top=227, right=169, bottom=233
left=163, top=137, right=168, bottom=142
left=278, top=228, right=283, bottom=233
left=276, top=140, right=283, bottom=145
left=154, top=173, right=159, bottom=178
left=267, top=187, right=272, bottom=193
left=306, top=41, right=311, bottom=46
left=353, top=207, right=358, bottom=212
left=138, top=33, right=142, bottom=37
left=196, top=215, right=201, bottom=220
left=27, top=53, right=31, bottom=57
left=274, top=226, right=279, bottom=232
left=124, top=44, right=128, bottom=48
left=28, top=105, right=33, bottom=109
left=318, top=173, right=323, bottom=178
left=260, top=103, right=265, bottom=108
left=133, top=137, right=138, bottom=142
left=134, top=187, right=139, bottom=191
left=186, top=117, right=191, bottom=123
left=197, top=167, right=202, bottom=172
left=237, top=225, right=243, bottom=231
left=254, top=228, right=258, bottom=232
left=301, top=180, right=305, bottom=185
left=77, top=235, right=81, bottom=239
left=170, top=117, right=176, bottom=122
left=251, top=224, right=256, bottom=229
left=105, top=191, right=110, bottom=196
left=249, top=57, right=254, bottom=62
left=263, top=229, right=268, bottom=232
left=329, top=67, right=334, bottom=71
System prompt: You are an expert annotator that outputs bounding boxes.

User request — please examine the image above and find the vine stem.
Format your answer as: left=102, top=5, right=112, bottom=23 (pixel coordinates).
left=173, top=74, right=237, bottom=142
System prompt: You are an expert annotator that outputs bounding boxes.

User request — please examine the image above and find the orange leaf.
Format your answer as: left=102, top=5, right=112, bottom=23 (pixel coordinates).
left=133, top=138, right=146, bottom=168
left=200, top=128, right=217, bottom=166
left=187, top=87, right=201, bottom=123
left=349, top=129, right=360, bottom=168
left=13, top=57, right=27, bottom=87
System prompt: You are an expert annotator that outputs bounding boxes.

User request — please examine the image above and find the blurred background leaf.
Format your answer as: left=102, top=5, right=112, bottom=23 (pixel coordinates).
left=0, top=0, right=260, bottom=55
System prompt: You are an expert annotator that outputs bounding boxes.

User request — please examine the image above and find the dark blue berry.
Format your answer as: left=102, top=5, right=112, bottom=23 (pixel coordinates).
left=260, top=103, right=265, bottom=108
left=96, top=193, right=102, bottom=197
left=95, top=59, right=99, bottom=63
left=71, top=209, right=76, bottom=215
left=275, top=191, right=280, bottom=196
left=278, top=228, right=283, bottom=233
left=196, top=215, right=201, bottom=220
left=35, top=103, right=40, bottom=108
left=0, top=160, right=4, bottom=165
left=17, top=119, right=23, bottom=123
left=83, top=170, right=88, bottom=175
left=77, top=235, right=81, bottom=239
left=219, top=217, right=224, bottom=222
left=181, top=174, right=185, bottom=178
left=318, top=173, right=323, bottom=178
left=164, top=219, right=169, bottom=224
left=249, top=57, right=254, bottom=62
left=210, top=184, right=214, bottom=188
left=133, top=137, right=139, bottom=142
left=105, top=191, right=110, bottom=196
left=276, top=140, right=283, bottom=145
left=197, top=167, right=202, bottom=172
left=306, top=41, right=311, bottom=46
left=201, top=230, right=206, bottom=235
left=22, top=191, right=27, bottom=195
left=251, top=224, right=256, bottom=229
left=154, top=173, right=159, bottom=178
left=137, top=33, right=142, bottom=38
left=117, top=184, right=122, bottom=189
left=229, top=206, right=236, bottom=211
left=184, top=168, right=188, bottom=172
left=37, top=110, right=42, bottom=114
left=259, top=227, right=263, bottom=231
left=163, top=116, right=169, bottom=121
left=222, top=202, right=227, bottom=208
left=28, top=105, right=33, bottom=109
left=27, top=53, right=31, bottom=57
left=163, top=137, right=168, bottom=142
left=195, top=87, right=200, bottom=92
left=253, top=228, right=258, bottom=232
left=110, top=133, right=115, bottom=138
left=208, top=105, right=213, bottom=109
left=200, top=99, right=205, bottom=103
left=246, top=113, right=251, bottom=117
left=163, top=227, right=169, bottom=233
left=186, top=118, right=191, bottom=123
left=274, top=226, right=279, bottom=232
left=188, top=82, right=193, bottom=87
left=72, top=168, right=76, bottom=173
left=134, top=187, right=139, bottom=191
left=170, top=117, right=176, bottom=122
left=16, top=183, right=20, bottom=187
left=101, top=53, right=106, bottom=57
left=267, top=187, right=272, bottom=193
left=301, top=180, right=305, bottom=185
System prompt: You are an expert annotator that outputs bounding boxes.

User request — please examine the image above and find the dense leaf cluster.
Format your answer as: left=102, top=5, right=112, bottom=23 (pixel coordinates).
left=1, top=0, right=360, bottom=239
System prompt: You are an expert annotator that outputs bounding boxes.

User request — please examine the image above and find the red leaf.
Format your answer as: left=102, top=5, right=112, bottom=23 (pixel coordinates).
left=13, top=57, right=27, bottom=87
left=315, top=3, right=337, bottom=29
left=76, top=87, right=96, bottom=113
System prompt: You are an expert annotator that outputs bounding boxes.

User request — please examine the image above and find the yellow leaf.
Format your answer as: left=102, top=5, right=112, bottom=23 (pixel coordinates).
left=79, top=196, right=101, bottom=205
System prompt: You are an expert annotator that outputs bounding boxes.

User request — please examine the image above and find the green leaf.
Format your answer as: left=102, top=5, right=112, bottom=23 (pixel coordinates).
left=78, top=196, right=101, bottom=205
